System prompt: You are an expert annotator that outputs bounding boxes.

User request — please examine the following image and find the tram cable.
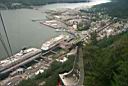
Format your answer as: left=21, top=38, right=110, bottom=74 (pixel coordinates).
left=0, top=12, right=13, bottom=57
left=0, top=32, right=10, bottom=57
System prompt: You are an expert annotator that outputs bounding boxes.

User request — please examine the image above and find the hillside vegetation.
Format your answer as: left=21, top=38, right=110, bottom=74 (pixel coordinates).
left=84, top=1, right=128, bottom=85
left=19, top=56, right=74, bottom=86
left=92, top=0, right=128, bottom=18
left=83, top=31, right=128, bottom=86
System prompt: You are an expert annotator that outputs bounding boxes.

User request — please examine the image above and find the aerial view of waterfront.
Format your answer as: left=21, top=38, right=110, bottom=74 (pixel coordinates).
left=0, top=8, right=59, bottom=59
left=0, top=0, right=110, bottom=59
left=0, top=0, right=128, bottom=86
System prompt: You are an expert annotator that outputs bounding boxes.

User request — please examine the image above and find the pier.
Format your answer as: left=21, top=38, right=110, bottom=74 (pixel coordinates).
left=0, top=48, right=42, bottom=79
left=0, top=33, right=76, bottom=81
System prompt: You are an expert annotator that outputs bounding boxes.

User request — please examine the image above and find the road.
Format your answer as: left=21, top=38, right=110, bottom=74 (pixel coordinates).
left=78, top=46, right=84, bottom=86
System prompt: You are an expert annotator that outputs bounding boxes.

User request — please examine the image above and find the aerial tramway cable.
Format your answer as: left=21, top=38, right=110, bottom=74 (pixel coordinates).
left=0, top=12, right=13, bottom=57
left=0, top=32, right=10, bottom=57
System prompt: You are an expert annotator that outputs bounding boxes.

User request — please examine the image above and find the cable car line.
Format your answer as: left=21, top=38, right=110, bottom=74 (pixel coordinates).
left=0, top=12, right=13, bottom=57
left=0, top=32, right=10, bottom=57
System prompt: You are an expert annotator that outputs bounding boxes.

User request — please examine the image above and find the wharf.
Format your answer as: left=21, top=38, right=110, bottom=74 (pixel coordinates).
left=0, top=48, right=42, bottom=76
left=40, top=20, right=67, bottom=29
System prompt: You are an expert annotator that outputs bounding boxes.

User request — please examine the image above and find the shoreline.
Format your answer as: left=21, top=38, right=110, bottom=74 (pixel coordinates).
left=0, top=0, right=111, bottom=59
left=38, top=0, right=111, bottom=9
left=0, top=0, right=111, bottom=10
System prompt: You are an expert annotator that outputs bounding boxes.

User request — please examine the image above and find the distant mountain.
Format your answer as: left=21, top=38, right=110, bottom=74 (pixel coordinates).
left=0, top=0, right=89, bottom=9
left=0, top=0, right=88, bottom=5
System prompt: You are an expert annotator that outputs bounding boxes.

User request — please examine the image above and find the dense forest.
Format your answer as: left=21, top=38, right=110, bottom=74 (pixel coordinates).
left=83, top=31, right=128, bottom=86
left=92, top=0, right=128, bottom=18
left=84, top=1, right=128, bottom=86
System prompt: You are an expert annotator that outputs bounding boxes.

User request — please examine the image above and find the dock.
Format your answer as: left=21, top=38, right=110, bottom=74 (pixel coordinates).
left=0, top=34, right=75, bottom=81
left=40, top=20, right=67, bottom=29
left=0, top=48, right=42, bottom=76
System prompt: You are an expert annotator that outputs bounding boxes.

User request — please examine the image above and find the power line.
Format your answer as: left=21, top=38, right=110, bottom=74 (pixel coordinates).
left=0, top=12, right=13, bottom=56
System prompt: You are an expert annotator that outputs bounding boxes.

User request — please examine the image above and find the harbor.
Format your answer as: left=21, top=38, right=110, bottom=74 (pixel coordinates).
left=0, top=32, right=77, bottom=85
left=0, top=3, right=84, bottom=85
left=40, top=20, right=67, bottom=30
left=1, top=0, right=128, bottom=85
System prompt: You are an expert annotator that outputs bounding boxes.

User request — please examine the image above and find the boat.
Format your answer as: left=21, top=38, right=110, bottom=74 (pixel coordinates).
left=41, top=35, right=65, bottom=51
left=55, top=29, right=66, bottom=32
left=0, top=48, right=41, bottom=73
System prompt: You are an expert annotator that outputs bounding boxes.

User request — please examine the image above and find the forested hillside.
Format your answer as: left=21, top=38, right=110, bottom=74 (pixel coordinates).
left=92, top=0, right=128, bottom=18
left=84, top=1, right=128, bottom=85
left=83, top=31, right=128, bottom=86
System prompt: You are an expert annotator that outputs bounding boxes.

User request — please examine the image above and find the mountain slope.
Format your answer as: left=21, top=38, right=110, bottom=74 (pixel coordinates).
left=0, top=0, right=87, bottom=5
left=92, top=0, right=128, bottom=18
left=83, top=32, right=128, bottom=86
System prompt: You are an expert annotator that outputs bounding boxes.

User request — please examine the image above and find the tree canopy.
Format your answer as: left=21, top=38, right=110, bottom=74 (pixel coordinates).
left=83, top=32, right=128, bottom=86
